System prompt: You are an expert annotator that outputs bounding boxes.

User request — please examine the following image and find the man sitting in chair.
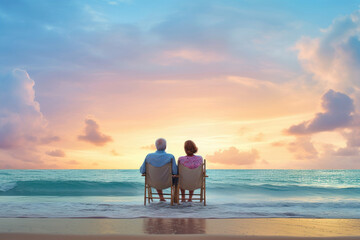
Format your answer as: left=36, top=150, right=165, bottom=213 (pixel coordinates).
left=140, top=138, right=177, bottom=202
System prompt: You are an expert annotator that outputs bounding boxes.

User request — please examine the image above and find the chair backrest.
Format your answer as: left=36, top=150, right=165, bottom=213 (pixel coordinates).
left=146, top=163, right=172, bottom=190
left=179, top=163, right=203, bottom=191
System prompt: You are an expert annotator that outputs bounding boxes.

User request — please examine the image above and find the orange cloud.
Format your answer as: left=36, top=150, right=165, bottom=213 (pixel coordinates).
left=67, top=160, right=79, bottom=165
left=111, top=149, right=120, bottom=156
left=271, top=141, right=286, bottom=147
left=141, top=144, right=156, bottom=151
left=249, top=133, right=265, bottom=142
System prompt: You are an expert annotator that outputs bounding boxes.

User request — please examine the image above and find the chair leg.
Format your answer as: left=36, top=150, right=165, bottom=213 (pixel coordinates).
left=204, top=181, right=206, bottom=206
left=204, top=160, right=207, bottom=206
left=148, top=187, right=151, bottom=203
left=176, top=184, right=180, bottom=204
left=149, top=187, right=153, bottom=202
left=144, top=185, right=147, bottom=206
left=171, top=185, right=174, bottom=206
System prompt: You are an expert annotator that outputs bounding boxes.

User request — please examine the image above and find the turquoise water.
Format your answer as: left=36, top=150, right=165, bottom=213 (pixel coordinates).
left=0, top=170, right=359, bottom=218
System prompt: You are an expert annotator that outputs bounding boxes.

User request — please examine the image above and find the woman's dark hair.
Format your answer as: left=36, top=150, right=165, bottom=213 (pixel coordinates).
left=184, top=140, right=198, bottom=156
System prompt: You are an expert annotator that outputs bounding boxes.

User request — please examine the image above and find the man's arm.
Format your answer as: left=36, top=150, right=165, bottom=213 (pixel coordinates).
left=140, top=157, right=147, bottom=174
left=171, top=155, right=178, bottom=175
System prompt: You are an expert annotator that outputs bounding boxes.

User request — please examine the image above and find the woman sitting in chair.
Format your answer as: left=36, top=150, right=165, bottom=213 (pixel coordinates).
left=178, top=140, right=203, bottom=202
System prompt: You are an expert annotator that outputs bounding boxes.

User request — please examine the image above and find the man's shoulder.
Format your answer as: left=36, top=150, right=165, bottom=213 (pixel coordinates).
left=145, top=152, right=157, bottom=158
left=165, top=152, right=175, bottom=159
left=146, top=151, right=174, bottom=160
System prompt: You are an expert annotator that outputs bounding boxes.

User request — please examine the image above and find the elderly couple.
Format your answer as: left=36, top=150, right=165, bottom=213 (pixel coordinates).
left=140, top=138, right=203, bottom=202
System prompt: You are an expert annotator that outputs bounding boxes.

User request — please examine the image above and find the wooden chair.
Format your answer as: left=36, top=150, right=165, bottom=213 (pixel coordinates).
left=177, top=159, right=208, bottom=205
left=143, top=162, right=177, bottom=206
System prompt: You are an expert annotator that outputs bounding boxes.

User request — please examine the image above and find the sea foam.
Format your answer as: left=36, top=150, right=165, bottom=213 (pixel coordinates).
left=0, top=169, right=359, bottom=218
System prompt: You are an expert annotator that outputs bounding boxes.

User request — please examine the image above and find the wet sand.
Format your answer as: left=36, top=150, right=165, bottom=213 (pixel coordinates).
left=0, top=218, right=360, bottom=239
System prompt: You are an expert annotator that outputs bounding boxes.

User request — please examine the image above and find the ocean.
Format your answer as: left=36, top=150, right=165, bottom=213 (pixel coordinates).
left=0, top=169, right=359, bottom=218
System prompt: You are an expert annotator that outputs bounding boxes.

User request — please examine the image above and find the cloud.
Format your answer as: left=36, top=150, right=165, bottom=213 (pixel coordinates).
left=67, top=160, right=79, bottom=165
left=328, top=129, right=360, bottom=157
left=206, top=147, right=259, bottom=166
left=249, top=133, right=265, bottom=142
left=293, top=11, right=360, bottom=165
left=141, top=144, right=156, bottom=150
left=227, top=76, right=277, bottom=89
left=311, top=143, right=360, bottom=169
left=78, top=118, right=112, bottom=146
left=238, top=127, right=249, bottom=136
left=287, top=136, right=318, bottom=160
left=262, top=159, right=269, bottom=165
left=333, top=147, right=359, bottom=157
left=111, top=149, right=120, bottom=156
left=286, top=90, right=354, bottom=135
left=295, top=10, right=360, bottom=92
left=161, top=48, right=224, bottom=64
left=342, top=129, right=360, bottom=147
left=41, top=135, right=60, bottom=144
left=0, top=69, right=47, bottom=149
left=0, top=0, right=304, bottom=85
left=46, top=149, right=66, bottom=157
left=271, top=141, right=286, bottom=147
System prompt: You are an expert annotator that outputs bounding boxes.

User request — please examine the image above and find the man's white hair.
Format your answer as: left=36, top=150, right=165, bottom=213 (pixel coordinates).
left=155, top=138, right=167, bottom=151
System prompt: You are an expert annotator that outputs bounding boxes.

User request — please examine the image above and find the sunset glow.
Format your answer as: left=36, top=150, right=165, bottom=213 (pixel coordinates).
left=1, top=0, right=360, bottom=169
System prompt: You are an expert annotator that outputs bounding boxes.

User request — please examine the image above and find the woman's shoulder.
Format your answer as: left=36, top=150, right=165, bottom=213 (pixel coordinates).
left=178, top=156, right=187, bottom=161
left=179, top=155, right=202, bottom=159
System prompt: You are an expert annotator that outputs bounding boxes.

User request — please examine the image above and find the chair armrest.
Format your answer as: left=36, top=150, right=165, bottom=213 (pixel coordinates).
left=204, top=175, right=209, bottom=177
left=141, top=174, right=146, bottom=176
left=172, top=175, right=179, bottom=178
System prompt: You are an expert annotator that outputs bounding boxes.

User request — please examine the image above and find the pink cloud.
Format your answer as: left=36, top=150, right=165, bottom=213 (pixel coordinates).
left=0, top=69, right=65, bottom=168
left=333, top=147, right=359, bottom=157
left=342, top=129, right=360, bottom=148
left=206, top=147, right=259, bottom=166
left=0, top=69, right=48, bottom=149
left=295, top=10, right=360, bottom=92
left=46, top=149, right=66, bottom=157
left=287, top=136, right=318, bottom=160
left=41, top=136, right=60, bottom=144
left=286, top=90, right=354, bottom=135
left=329, top=129, right=360, bottom=157
left=78, top=118, right=112, bottom=146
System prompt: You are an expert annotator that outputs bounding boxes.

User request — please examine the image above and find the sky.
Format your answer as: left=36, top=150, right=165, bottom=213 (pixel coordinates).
left=1, top=0, right=360, bottom=169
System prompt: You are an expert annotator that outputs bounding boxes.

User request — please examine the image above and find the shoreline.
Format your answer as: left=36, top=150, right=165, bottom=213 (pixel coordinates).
left=0, top=218, right=360, bottom=238
left=1, top=234, right=360, bottom=240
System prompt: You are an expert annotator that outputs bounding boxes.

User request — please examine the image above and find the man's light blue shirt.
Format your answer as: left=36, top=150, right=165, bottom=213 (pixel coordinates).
left=140, top=150, right=177, bottom=174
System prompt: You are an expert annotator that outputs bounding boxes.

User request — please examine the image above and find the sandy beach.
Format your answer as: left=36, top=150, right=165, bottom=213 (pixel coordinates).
left=1, top=218, right=360, bottom=240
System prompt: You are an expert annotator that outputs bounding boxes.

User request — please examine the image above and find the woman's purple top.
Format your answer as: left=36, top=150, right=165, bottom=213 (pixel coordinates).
left=178, top=155, right=203, bottom=169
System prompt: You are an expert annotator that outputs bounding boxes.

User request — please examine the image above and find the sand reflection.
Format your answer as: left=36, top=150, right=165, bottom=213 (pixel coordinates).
left=143, top=218, right=206, bottom=234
